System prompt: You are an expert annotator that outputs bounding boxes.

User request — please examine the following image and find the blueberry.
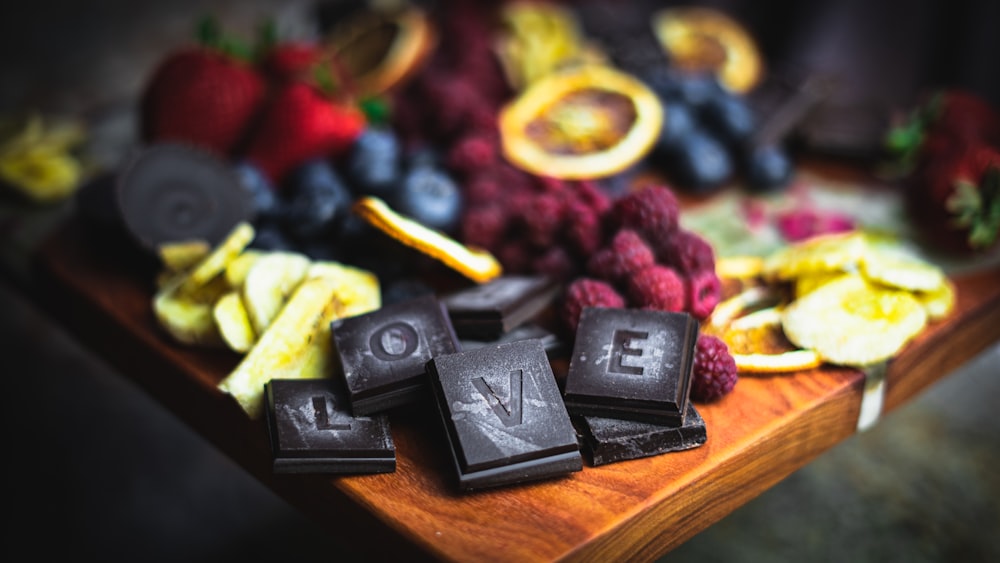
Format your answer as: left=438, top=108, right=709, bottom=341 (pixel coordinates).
left=700, top=91, right=756, bottom=144
left=743, top=144, right=794, bottom=192
left=656, top=98, right=698, bottom=153
left=346, top=127, right=402, bottom=199
left=250, top=220, right=298, bottom=252
left=233, top=161, right=281, bottom=221
left=392, top=166, right=463, bottom=233
left=282, top=159, right=354, bottom=241
left=643, top=67, right=724, bottom=110
left=659, top=129, right=733, bottom=193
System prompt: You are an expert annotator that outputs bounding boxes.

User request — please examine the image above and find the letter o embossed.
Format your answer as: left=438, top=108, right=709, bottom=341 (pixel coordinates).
left=369, top=322, right=419, bottom=361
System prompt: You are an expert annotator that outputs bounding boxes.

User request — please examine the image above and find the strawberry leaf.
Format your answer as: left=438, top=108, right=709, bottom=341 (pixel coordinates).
left=947, top=167, right=1000, bottom=249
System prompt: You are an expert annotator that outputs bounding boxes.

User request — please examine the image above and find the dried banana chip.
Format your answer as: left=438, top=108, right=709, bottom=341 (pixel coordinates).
left=308, top=261, right=381, bottom=317
left=794, top=272, right=845, bottom=299
left=242, top=251, right=311, bottom=335
left=781, top=274, right=927, bottom=367
left=915, top=278, right=956, bottom=321
left=860, top=245, right=945, bottom=292
left=213, top=291, right=256, bottom=353
left=223, top=248, right=263, bottom=288
left=218, top=276, right=347, bottom=419
left=152, top=273, right=229, bottom=347
left=157, top=240, right=210, bottom=273
left=184, top=222, right=255, bottom=289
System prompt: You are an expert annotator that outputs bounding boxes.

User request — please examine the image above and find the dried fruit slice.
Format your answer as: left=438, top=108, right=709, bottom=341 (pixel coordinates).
left=762, top=230, right=867, bottom=281
left=224, top=248, right=263, bottom=288
left=184, top=221, right=255, bottom=289
left=915, top=278, right=957, bottom=321
left=241, top=251, right=311, bottom=334
left=781, top=274, right=928, bottom=366
left=651, top=6, right=763, bottom=93
left=156, top=240, right=210, bottom=273
left=219, top=276, right=348, bottom=419
left=153, top=273, right=231, bottom=348
left=213, top=291, right=256, bottom=353
left=860, top=244, right=945, bottom=292
left=308, top=261, right=381, bottom=317
left=352, top=196, right=502, bottom=283
left=499, top=64, right=663, bottom=179
left=324, top=5, right=436, bottom=97
left=707, top=287, right=821, bottom=373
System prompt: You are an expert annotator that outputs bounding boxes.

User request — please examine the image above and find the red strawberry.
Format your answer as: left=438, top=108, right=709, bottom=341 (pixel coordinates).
left=140, top=22, right=267, bottom=157
left=260, top=41, right=323, bottom=83
left=924, top=90, right=1000, bottom=148
left=909, top=142, right=1000, bottom=253
left=243, top=81, right=366, bottom=184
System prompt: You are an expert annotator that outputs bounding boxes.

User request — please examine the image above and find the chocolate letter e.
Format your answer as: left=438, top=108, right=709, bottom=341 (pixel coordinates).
left=609, top=329, right=648, bottom=376
left=369, top=322, right=419, bottom=361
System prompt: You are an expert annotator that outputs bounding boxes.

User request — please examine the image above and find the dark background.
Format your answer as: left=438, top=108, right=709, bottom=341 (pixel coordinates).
left=1, top=1, right=998, bottom=562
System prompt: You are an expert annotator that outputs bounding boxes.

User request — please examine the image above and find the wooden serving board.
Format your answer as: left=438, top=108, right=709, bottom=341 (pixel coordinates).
left=32, top=207, right=1000, bottom=562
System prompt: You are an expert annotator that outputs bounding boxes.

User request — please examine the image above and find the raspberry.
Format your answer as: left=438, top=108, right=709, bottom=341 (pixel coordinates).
left=564, top=201, right=605, bottom=256
left=656, top=229, right=716, bottom=276
left=463, top=171, right=503, bottom=205
left=686, top=269, right=722, bottom=320
left=522, top=192, right=567, bottom=247
left=562, top=277, right=626, bottom=332
left=608, top=184, right=680, bottom=239
left=496, top=240, right=533, bottom=274
left=690, top=334, right=738, bottom=402
left=626, top=264, right=686, bottom=312
left=532, top=245, right=579, bottom=282
left=573, top=179, right=612, bottom=215
left=447, top=132, right=499, bottom=176
left=586, top=229, right=656, bottom=282
left=460, top=205, right=508, bottom=250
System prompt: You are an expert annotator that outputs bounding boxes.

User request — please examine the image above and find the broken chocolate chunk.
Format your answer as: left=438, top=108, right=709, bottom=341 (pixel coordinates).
left=441, top=275, right=561, bottom=340
left=574, top=403, right=707, bottom=466
left=264, top=378, right=395, bottom=474
left=426, top=339, right=582, bottom=492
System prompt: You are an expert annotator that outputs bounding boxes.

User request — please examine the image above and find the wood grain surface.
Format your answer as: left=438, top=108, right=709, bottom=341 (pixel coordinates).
left=31, top=210, right=1000, bottom=562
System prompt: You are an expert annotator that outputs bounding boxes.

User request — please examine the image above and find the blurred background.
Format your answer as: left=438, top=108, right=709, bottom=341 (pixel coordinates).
left=1, top=0, right=998, bottom=561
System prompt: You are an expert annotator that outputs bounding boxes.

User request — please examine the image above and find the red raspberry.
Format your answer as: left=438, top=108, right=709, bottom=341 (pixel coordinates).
left=522, top=192, right=567, bottom=247
left=532, top=245, right=579, bottom=282
left=690, top=334, right=738, bottom=402
left=496, top=240, right=533, bottom=274
left=562, top=278, right=626, bottom=332
left=564, top=201, right=605, bottom=256
left=686, top=269, right=722, bottom=320
left=586, top=229, right=656, bottom=282
left=608, top=184, right=680, bottom=239
left=573, top=179, right=612, bottom=215
left=447, top=132, right=499, bottom=176
left=460, top=205, right=508, bottom=251
left=463, top=171, right=504, bottom=205
left=626, top=264, right=686, bottom=312
left=656, top=229, right=716, bottom=276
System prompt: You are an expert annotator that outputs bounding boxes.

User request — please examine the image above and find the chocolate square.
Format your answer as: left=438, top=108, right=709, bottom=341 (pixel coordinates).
left=426, top=339, right=582, bottom=491
left=442, top=275, right=560, bottom=340
left=574, top=403, right=707, bottom=466
left=562, top=307, right=698, bottom=425
left=459, top=323, right=565, bottom=357
left=331, top=294, right=459, bottom=415
left=264, top=378, right=395, bottom=474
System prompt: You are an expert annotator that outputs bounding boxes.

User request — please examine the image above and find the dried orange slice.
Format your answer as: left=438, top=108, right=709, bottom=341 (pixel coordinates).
left=499, top=64, right=663, bottom=179
left=324, top=5, right=437, bottom=97
left=652, top=7, right=764, bottom=93
left=706, top=287, right=822, bottom=373
left=781, top=274, right=928, bottom=367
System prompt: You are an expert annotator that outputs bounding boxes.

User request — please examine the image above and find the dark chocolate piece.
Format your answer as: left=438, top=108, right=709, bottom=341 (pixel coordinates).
left=331, top=294, right=459, bottom=415
left=562, top=307, right=698, bottom=426
left=574, top=403, right=707, bottom=466
left=459, top=323, right=565, bottom=357
left=116, top=143, right=254, bottom=251
left=264, top=378, right=395, bottom=474
left=442, top=275, right=560, bottom=340
left=426, top=339, right=582, bottom=492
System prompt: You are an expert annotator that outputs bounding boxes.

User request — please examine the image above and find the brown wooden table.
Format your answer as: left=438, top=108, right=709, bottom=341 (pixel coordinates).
left=30, top=181, right=1000, bottom=562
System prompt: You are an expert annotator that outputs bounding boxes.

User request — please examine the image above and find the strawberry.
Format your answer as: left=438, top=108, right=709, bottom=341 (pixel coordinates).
left=140, top=19, right=267, bottom=157
left=261, top=41, right=324, bottom=83
left=908, top=142, right=1000, bottom=253
left=924, top=90, right=1000, bottom=148
left=243, top=80, right=366, bottom=185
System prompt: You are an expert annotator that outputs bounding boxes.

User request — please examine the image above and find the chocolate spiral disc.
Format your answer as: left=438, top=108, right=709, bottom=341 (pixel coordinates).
left=117, top=143, right=254, bottom=250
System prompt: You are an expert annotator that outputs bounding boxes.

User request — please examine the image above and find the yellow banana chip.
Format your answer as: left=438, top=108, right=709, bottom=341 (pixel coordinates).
left=218, top=276, right=347, bottom=419
left=157, top=240, right=210, bottom=273
left=184, top=222, right=255, bottom=289
left=915, top=278, right=956, bottom=321
left=152, top=273, right=230, bottom=348
left=860, top=245, right=945, bottom=292
left=223, top=248, right=263, bottom=288
left=213, top=291, right=256, bottom=353
left=308, top=261, right=381, bottom=318
left=241, top=251, right=311, bottom=335
left=781, top=274, right=927, bottom=367
left=793, top=272, right=845, bottom=299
